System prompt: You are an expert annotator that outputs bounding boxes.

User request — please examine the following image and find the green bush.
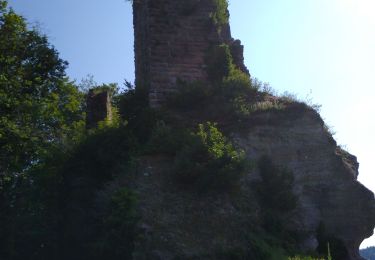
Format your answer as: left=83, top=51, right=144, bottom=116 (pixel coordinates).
left=165, top=45, right=256, bottom=120
left=164, top=42, right=259, bottom=120
left=118, top=81, right=148, bottom=123
left=206, top=43, right=252, bottom=95
left=58, top=126, right=139, bottom=259
left=174, top=122, right=247, bottom=191
left=165, top=80, right=212, bottom=110
left=146, top=121, right=192, bottom=155
left=222, top=68, right=252, bottom=99
left=0, top=150, right=65, bottom=260
left=206, top=44, right=235, bottom=83
left=118, top=83, right=159, bottom=144
left=210, top=0, right=229, bottom=31
left=90, top=188, right=138, bottom=260
left=63, top=126, right=139, bottom=182
left=222, top=70, right=255, bottom=118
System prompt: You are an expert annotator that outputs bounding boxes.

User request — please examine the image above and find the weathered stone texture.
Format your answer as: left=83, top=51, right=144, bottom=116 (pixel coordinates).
left=129, top=105, right=375, bottom=260
left=231, top=105, right=375, bottom=260
left=133, top=0, right=248, bottom=107
left=86, top=89, right=112, bottom=129
left=131, top=2, right=374, bottom=259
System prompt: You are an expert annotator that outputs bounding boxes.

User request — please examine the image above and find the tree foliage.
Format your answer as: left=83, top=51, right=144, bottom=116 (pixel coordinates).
left=0, top=2, right=85, bottom=259
left=0, top=0, right=85, bottom=180
left=0, top=1, right=339, bottom=259
left=173, top=122, right=247, bottom=191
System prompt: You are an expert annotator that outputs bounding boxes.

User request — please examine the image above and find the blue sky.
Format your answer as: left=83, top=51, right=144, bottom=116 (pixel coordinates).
left=8, top=0, right=375, bottom=248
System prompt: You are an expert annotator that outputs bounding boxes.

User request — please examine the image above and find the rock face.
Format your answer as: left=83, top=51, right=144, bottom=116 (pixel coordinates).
left=131, top=1, right=375, bottom=259
left=231, top=105, right=375, bottom=260
left=86, top=89, right=112, bottom=129
left=133, top=0, right=248, bottom=107
left=130, top=105, right=375, bottom=260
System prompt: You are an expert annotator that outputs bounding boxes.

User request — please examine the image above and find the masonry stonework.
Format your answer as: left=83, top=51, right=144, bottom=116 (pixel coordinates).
left=86, top=90, right=112, bottom=129
left=133, top=0, right=249, bottom=107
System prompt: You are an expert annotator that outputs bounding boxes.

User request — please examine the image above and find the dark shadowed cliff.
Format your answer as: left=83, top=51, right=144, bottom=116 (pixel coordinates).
left=0, top=0, right=374, bottom=259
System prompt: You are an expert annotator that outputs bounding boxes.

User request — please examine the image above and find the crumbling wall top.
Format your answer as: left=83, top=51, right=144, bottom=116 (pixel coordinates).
left=133, top=0, right=249, bottom=107
left=86, top=89, right=112, bottom=129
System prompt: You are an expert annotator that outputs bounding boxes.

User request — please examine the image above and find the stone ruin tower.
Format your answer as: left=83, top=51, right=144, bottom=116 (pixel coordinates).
left=86, top=89, right=112, bottom=129
left=133, top=0, right=249, bottom=107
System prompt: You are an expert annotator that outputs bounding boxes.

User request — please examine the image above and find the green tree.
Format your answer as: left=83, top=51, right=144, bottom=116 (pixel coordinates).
left=0, top=0, right=84, bottom=180
left=0, top=2, right=85, bottom=258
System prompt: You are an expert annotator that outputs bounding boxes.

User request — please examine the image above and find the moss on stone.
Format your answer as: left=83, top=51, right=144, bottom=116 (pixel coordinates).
left=210, top=0, right=229, bottom=29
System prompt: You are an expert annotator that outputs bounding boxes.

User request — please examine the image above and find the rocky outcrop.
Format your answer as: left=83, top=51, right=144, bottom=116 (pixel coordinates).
left=130, top=1, right=374, bottom=259
left=133, top=0, right=248, bottom=107
left=231, top=104, right=375, bottom=260
left=130, top=104, right=375, bottom=260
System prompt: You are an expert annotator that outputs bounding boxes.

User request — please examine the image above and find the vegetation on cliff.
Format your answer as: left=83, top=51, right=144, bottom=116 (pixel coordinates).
left=210, top=0, right=229, bottom=32
left=0, top=1, right=362, bottom=259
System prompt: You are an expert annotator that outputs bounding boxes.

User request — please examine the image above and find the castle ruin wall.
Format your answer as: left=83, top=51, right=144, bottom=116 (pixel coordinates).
left=133, top=0, right=248, bottom=107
